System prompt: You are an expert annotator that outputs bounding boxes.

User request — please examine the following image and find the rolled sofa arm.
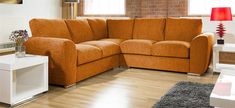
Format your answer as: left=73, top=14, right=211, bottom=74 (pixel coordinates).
left=25, top=37, right=77, bottom=87
left=190, top=33, right=214, bottom=75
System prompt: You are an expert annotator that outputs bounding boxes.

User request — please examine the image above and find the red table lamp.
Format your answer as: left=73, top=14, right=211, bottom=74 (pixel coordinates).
left=210, top=7, right=232, bottom=44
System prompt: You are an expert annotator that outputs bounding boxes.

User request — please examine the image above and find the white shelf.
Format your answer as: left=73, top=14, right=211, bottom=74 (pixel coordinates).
left=14, top=84, right=43, bottom=104
left=216, top=63, right=235, bottom=71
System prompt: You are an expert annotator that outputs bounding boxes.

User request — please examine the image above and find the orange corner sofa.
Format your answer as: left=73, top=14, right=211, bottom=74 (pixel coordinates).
left=25, top=18, right=213, bottom=87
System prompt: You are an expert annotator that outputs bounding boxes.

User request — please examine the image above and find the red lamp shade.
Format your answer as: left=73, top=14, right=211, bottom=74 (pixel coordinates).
left=210, top=7, right=232, bottom=21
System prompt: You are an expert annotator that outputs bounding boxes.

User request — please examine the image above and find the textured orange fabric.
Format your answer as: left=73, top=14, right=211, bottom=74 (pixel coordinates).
left=190, top=33, right=214, bottom=74
left=77, top=55, right=119, bottom=82
left=133, top=18, right=165, bottom=41
left=65, top=19, right=94, bottom=43
left=82, top=41, right=121, bottom=57
left=119, top=54, right=127, bottom=67
left=99, top=38, right=126, bottom=45
left=152, top=41, right=190, bottom=58
left=120, top=39, right=156, bottom=55
left=27, top=18, right=213, bottom=85
left=29, top=19, right=71, bottom=39
left=165, top=18, right=202, bottom=42
left=76, top=44, right=102, bottom=65
left=124, top=54, right=189, bottom=72
left=87, top=18, right=108, bottom=40
left=25, top=37, right=77, bottom=86
left=107, top=19, right=134, bottom=39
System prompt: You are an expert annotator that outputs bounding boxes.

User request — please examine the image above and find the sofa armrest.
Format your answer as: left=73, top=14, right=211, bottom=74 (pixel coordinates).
left=25, top=37, right=77, bottom=87
left=190, top=33, right=214, bottom=74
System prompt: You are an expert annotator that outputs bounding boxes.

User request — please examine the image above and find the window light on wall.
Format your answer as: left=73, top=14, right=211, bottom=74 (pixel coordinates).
left=188, top=0, right=235, bottom=15
left=84, top=0, right=125, bottom=15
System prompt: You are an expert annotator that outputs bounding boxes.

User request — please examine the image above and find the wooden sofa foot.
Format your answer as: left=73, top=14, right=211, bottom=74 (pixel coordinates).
left=64, top=83, right=76, bottom=88
left=187, top=73, right=201, bottom=76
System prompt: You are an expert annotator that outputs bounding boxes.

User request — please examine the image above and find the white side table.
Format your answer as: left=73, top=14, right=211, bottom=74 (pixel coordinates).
left=213, top=44, right=235, bottom=72
left=0, top=54, right=48, bottom=106
left=210, top=69, right=235, bottom=108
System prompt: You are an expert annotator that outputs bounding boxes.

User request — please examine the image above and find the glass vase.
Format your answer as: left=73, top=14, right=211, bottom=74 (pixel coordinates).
left=15, top=45, right=26, bottom=58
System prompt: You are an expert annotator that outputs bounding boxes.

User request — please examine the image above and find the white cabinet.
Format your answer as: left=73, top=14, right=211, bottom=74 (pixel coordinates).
left=0, top=54, right=48, bottom=106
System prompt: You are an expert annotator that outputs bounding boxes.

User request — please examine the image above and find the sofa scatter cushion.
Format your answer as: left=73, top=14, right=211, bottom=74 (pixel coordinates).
left=87, top=18, right=108, bottom=40
left=65, top=19, right=94, bottom=43
left=133, top=18, right=165, bottom=41
left=165, top=18, right=202, bottom=42
left=29, top=19, right=72, bottom=39
left=107, top=19, right=134, bottom=39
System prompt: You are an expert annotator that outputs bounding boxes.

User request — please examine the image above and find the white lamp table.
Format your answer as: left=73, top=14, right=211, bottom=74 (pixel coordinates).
left=213, top=44, right=235, bottom=73
left=0, top=54, right=48, bottom=106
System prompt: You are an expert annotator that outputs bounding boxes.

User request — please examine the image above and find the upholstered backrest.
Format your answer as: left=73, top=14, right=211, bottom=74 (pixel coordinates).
left=87, top=18, right=108, bottom=40
left=29, top=19, right=72, bottom=39
left=107, top=19, right=134, bottom=39
left=165, top=18, right=202, bottom=42
left=133, top=18, right=166, bottom=41
left=65, top=19, right=94, bottom=43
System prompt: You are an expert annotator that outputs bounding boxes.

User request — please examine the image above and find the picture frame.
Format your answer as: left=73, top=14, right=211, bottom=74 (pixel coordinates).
left=0, top=0, right=23, bottom=4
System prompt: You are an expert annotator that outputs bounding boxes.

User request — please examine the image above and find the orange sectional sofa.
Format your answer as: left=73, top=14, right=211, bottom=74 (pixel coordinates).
left=25, top=18, right=213, bottom=87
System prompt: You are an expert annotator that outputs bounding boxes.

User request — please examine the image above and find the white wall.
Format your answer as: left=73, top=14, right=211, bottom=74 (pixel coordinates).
left=1, top=1, right=234, bottom=44
left=0, top=0, right=62, bottom=43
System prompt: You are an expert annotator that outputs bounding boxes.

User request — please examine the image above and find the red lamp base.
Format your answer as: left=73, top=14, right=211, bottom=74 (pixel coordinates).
left=216, top=22, right=226, bottom=44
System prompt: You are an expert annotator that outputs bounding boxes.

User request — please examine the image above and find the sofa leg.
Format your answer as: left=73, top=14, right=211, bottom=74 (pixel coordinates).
left=64, top=83, right=76, bottom=88
left=187, top=73, right=201, bottom=76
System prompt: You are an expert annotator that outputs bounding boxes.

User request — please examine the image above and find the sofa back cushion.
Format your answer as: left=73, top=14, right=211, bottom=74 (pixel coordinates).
left=29, top=19, right=72, bottom=39
left=165, top=18, right=202, bottom=42
left=107, top=19, right=134, bottom=39
left=133, top=18, right=165, bottom=41
left=65, top=19, right=94, bottom=43
left=87, top=18, right=108, bottom=40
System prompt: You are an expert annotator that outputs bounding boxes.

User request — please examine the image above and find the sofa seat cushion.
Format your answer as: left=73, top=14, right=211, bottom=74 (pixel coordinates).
left=152, top=41, right=190, bottom=58
left=99, top=38, right=126, bottom=45
left=81, top=41, right=121, bottom=57
left=76, top=44, right=102, bottom=65
left=120, top=39, right=156, bottom=55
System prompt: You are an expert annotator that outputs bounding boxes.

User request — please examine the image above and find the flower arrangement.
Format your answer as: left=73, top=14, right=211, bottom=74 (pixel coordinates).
left=9, top=30, right=29, bottom=46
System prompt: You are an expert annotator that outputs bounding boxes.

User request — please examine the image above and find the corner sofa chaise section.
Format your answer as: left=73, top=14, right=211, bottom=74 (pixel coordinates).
left=25, top=18, right=213, bottom=87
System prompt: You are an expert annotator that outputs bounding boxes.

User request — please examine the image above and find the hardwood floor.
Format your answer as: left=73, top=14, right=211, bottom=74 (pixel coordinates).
left=0, top=68, right=219, bottom=108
